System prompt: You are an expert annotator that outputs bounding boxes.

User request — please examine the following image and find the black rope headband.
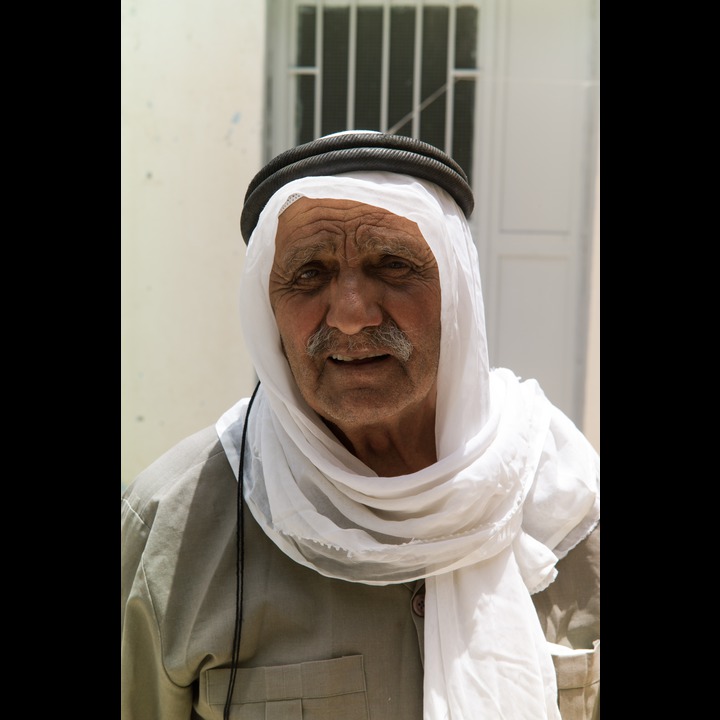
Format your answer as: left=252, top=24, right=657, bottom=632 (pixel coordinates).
left=240, top=132, right=474, bottom=244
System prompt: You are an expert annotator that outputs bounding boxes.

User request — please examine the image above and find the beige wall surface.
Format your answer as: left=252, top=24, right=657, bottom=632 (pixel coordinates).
left=121, top=0, right=265, bottom=490
left=582, top=159, right=600, bottom=454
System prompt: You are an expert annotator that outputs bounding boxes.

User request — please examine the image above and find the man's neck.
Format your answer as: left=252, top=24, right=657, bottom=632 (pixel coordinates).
left=325, top=414, right=437, bottom=477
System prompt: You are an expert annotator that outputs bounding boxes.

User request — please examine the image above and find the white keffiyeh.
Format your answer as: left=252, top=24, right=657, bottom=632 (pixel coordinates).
left=217, top=172, right=599, bottom=719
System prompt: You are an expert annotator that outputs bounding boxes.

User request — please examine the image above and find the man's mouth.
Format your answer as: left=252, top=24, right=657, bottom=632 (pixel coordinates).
left=329, top=352, right=389, bottom=364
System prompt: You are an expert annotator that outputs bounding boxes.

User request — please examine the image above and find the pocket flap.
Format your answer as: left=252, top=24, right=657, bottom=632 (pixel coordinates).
left=206, top=655, right=366, bottom=705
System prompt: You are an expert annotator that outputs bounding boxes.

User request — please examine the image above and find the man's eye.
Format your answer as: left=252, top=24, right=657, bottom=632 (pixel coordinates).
left=298, top=267, right=319, bottom=280
left=294, top=266, right=329, bottom=285
left=379, top=257, right=413, bottom=272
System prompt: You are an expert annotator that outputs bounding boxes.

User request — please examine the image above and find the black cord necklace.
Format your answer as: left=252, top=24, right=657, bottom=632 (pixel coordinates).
left=223, top=380, right=261, bottom=720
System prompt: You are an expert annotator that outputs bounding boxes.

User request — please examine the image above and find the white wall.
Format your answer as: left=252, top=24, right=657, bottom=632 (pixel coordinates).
left=582, top=156, right=600, bottom=453
left=121, top=0, right=265, bottom=489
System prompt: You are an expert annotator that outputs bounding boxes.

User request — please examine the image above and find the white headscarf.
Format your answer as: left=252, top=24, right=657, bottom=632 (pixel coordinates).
left=217, top=171, right=599, bottom=719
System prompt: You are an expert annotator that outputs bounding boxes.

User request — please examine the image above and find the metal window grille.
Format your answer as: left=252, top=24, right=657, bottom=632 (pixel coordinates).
left=288, top=0, right=481, bottom=183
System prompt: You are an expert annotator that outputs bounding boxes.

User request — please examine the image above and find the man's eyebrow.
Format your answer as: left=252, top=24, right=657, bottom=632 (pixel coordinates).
left=279, top=239, right=336, bottom=272
left=356, top=234, right=424, bottom=260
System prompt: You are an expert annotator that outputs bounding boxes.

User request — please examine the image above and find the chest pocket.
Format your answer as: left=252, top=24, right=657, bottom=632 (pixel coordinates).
left=204, top=655, right=369, bottom=720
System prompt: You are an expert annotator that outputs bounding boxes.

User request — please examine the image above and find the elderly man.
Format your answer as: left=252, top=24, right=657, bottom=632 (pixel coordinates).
left=121, top=132, right=600, bottom=720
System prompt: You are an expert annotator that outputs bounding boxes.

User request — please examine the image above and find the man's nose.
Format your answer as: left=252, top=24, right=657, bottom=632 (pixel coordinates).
left=325, top=272, right=383, bottom=335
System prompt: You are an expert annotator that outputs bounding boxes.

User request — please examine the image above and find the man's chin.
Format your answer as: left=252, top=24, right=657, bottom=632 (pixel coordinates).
left=312, top=388, right=414, bottom=429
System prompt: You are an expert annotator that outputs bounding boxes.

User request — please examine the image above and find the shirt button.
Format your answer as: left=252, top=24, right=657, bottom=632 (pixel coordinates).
left=412, top=591, right=425, bottom=617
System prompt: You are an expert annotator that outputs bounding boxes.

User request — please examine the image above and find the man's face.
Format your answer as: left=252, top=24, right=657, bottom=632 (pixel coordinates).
left=269, top=197, right=441, bottom=435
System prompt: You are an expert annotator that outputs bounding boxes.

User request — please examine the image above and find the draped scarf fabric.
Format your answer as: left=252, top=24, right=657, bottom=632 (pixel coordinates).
left=216, top=172, right=600, bottom=719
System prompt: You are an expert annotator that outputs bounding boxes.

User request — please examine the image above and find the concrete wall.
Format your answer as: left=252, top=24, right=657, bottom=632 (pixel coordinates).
left=121, top=0, right=265, bottom=489
left=582, top=156, right=600, bottom=453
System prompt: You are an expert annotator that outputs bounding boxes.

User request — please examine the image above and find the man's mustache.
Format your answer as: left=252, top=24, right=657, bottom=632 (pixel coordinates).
left=305, top=320, right=413, bottom=362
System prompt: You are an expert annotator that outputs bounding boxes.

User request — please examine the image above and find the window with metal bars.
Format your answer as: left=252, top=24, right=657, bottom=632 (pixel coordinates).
left=289, top=1, right=481, bottom=184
